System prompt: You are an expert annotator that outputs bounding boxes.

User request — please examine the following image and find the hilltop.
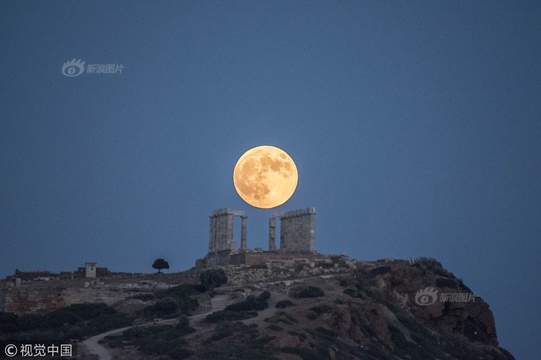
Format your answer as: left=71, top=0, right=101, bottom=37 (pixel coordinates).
left=1, top=257, right=515, bottom=359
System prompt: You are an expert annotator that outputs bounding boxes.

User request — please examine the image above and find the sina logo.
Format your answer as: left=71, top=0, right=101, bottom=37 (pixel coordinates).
left=62, top=59, right=85, bottom=77
left=414, top=287, right=439, bottom=306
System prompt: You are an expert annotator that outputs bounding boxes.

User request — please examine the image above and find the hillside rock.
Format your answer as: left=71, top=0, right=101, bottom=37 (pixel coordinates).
left=1, top=257, right=515, bottom=360
left=183, top=257, right=515, bottom=360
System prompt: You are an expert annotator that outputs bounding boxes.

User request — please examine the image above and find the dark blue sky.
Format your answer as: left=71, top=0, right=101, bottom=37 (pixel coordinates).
left=1, top=1, right=539, bottom=358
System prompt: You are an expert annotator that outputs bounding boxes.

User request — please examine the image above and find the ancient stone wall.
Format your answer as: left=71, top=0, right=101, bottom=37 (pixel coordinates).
left=61, top=288, right=131, bottom=307
left=7, top=270, right=60, bottom=282
left=0, top=275, right=175, bottom=316
left=278, top=208, right=315, bottom=252
left=197, top=251, right=338, bottom=269
left=196, top=251, right=233, bottom=267
left=0, top=285, right=136, bottom=316
left=2, top=287, right=67, bottom=315
left=219, top=255, right=358, bottom=285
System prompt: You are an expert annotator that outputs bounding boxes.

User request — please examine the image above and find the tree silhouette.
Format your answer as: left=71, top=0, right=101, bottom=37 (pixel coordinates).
left=152, top=258, right=169, bottom=274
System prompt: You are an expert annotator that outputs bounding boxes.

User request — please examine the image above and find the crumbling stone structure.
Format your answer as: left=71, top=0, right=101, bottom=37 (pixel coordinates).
left=208, top=208, right=247, bottom=253
left=207, top=207, right=315, bottom=261
left=270, top=208, right=315, bottom=252
left=74, top=264, right=109, bottom=279
left=85, top=262, right=96, bottom=278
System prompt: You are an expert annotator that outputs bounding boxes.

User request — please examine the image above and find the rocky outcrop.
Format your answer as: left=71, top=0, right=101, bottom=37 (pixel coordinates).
left=1, top=257, right=515, bottom=359
left=185, top=258, right=515, bottom=360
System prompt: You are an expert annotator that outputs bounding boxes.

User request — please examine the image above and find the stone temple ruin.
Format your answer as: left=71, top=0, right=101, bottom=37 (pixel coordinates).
left=208, top=208, right=248, bottom=253
left=200, top=207, right=321, bottom=267
left=269, top=208, right=315, bottom=252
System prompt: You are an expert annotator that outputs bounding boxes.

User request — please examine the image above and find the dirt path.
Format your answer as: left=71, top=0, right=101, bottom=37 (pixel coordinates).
left=80, top=274, right=340, bottom=359
left=82, top=326, right=132, bottom=360
left=81, top=294, right=229, bottom=359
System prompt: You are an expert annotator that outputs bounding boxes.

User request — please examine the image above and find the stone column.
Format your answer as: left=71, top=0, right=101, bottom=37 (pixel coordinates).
left=280, top=217, right=286, bottom=251
left=240, top=216, right=247, bottom=251
left=208, top=216, right=216, bottom=253
left=268, top=216, right=276, bottom=251
left=226, top=213, right=235, bottom=250
left=308, top=208, right=316, bottom=252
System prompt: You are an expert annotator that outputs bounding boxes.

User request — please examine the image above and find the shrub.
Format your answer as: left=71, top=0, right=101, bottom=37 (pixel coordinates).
left=288, top=331, right=307, bottom=341
left=129, top=293, right=155, bottom=301
left=210, top=322, right=252, bottom=341
left=18, top=314, right=43, bottom=332
left=64, top=325, right=84, bottom=340
left=41, top=309, right=81, bottom=328
left=199, top=268, right=228, bottom=290
left=199, top=343, right=277, bottom=360
left=86, top=313, right=133, bottom=335
left=293, top=286, right=325, bottom=298
left=14, top=303, right=134, bottom=340
left=153, top=297, right=179, bottom=314
left=264, top=311, right=297, bottom=325
left=64, top=303, right=116, bottom=321
left=115, top=324, right=193, bottom=359
left=343, top=288, right=360, bottom=298
left=338, top=276, right=356, bottom=287
left=368, top=266, right=392, bottom=277
left=309, top=304, right=332, bottom=315
left=0, top=312, right=20, bottom=334
left=224, top=291, right=270, bottom=312
left=258, top=290, right=271, bottom=301
left=205, top=310, right=258, bottom=323
left=275, top=300, right=294, bottom=309
left=155, top=284, right=204, bottom=300
left=176, top=318, right=195, bottom=336
left=145, top=287, right=199, bottom=318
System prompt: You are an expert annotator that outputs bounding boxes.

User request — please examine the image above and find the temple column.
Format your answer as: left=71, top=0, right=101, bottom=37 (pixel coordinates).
left=268, top=217, right=276, bottom=251
left=208, top=216, right=215, bottom=253
left=240, top=216, right=247, bottom=251
left=308, top=209, right=316, bottom=252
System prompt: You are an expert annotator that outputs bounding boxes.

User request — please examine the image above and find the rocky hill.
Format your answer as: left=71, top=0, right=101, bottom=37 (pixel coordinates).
left=100, top=257, right=514, bottom=360
left=0, top=257, right=515, bottom=359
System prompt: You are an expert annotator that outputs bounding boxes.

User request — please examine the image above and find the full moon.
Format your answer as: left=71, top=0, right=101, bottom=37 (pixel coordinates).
left=233, top=145, right=298, bottom=209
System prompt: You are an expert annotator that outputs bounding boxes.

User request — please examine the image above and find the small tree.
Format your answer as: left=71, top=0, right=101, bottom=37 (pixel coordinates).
left=152, top=258, right=169, bottom=274
left=199, top=268, right=228, bottom=290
